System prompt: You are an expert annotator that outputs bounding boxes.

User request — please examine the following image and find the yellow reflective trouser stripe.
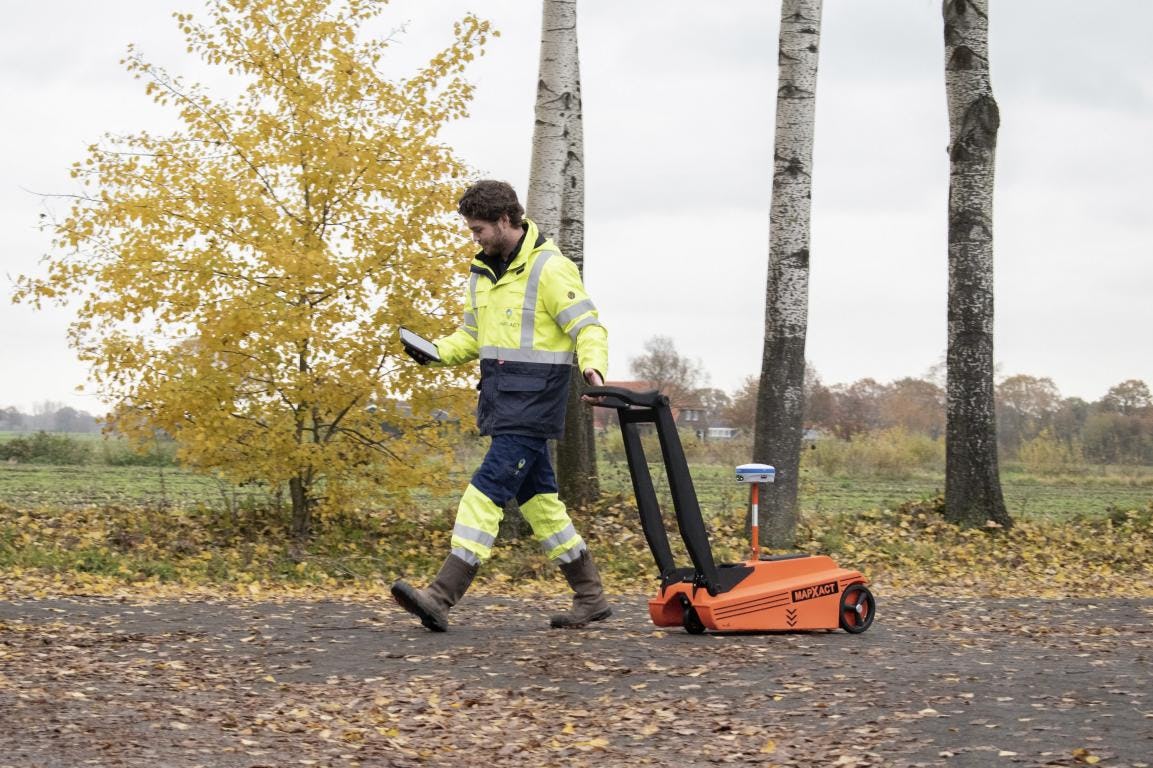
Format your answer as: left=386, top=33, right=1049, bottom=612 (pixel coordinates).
left=451, top=487, right=587, bottom=565
left=520, top=493, right=586, bottom=563
left=451, top=484, right=502, bottom=565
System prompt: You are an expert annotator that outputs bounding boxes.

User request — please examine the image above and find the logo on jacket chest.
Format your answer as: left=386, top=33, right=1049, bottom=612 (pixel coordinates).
left=501, top=307, right=520, bottom=329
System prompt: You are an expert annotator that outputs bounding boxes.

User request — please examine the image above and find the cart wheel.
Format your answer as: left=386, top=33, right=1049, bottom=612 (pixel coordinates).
left=839, top=583, right=875, bottom=634
left=683, top=606, right=706, bottom=635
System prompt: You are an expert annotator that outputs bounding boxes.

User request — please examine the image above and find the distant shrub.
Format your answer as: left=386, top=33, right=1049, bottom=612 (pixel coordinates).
left=701, top=439, right=756, bottom=467
left=1106, top=500, right=1153, bottom=532
left=0, top=432, right=92, bottom=465
left=802, top=427, right=944, bottom=478
left=598, top=426, right=752, bottom=469
left=599, top=428, right=664, bottom=466
left=99, top=439, right=179, bottom=467
left=1018, top=429, right=1084, bottom=476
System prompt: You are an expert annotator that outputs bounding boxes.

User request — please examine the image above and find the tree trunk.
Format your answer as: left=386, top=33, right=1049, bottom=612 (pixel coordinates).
left=556, top=367, right=598, bottom=504
left=942, top=0, right=1012, bottom=529
left=753, top=0, right=823, bottom=549
left=498, top=498, right=531, bottom=540
left=290, top=339, right=315, bottom=540
left=288, top=474, right=312, bottom=540
left=527, top=0, right=598, bottom=507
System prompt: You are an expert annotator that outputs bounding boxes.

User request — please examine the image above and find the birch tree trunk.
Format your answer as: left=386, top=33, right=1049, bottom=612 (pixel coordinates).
left=526, top=0, right=598, bottom=507
left=753, top=0, right=823, bottom=548
left=942, top=0, right=1012, bottom=528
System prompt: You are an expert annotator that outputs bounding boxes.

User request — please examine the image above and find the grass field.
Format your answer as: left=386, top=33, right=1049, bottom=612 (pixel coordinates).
left=0, top=463, right=229, bottom=509
left=598, top=461, right=1153, bottom=521
left=2, top=429, right=1151, bottom=519
left=2, top=455, right=1150, bottom=522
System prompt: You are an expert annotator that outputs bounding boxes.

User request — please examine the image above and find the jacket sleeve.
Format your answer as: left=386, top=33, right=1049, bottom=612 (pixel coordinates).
left=433, top=284, right=480, bottom=366
left=541, top=255, right=609, bottom=378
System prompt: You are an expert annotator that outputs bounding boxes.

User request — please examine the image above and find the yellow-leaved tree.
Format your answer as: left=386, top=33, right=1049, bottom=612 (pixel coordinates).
left=15, top=0, right=495, bottom=537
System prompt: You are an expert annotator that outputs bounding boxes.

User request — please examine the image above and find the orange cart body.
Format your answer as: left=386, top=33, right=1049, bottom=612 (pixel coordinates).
left=648, top=555, right=868, bottom=633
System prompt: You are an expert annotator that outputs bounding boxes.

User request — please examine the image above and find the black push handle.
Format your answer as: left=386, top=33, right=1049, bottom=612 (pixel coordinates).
left=583, top=386, right=667, bottom=409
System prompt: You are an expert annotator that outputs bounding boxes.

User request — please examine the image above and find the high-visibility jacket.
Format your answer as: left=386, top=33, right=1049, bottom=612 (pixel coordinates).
left=434, top=219, right=608, bottom=439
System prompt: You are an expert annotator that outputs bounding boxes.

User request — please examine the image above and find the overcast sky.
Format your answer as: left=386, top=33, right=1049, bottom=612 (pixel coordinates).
left=2, top=0, right=1151, bottom=414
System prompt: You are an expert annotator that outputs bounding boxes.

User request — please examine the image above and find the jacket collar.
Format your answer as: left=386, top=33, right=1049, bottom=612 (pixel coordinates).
left=470, top=218, right=547, bottom=281
left=504, top=218, right=541, bottom=273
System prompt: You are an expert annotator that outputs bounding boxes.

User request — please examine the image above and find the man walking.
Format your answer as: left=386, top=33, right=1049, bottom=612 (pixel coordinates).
left=392, top=180, right=610, bottom=632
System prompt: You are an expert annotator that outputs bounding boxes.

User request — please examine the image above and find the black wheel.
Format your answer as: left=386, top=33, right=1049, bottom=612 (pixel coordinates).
left=839, top=583, right=875, bottom=634
left=683, top=606, right=706, bottom=635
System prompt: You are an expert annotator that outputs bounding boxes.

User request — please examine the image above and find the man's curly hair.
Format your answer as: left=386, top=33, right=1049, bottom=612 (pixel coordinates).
left=457, top=180, right=524, bottom=227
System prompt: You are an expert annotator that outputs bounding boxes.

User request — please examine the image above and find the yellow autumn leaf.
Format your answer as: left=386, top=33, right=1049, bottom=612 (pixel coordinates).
left=1072, top=748, right=1100, bottom=765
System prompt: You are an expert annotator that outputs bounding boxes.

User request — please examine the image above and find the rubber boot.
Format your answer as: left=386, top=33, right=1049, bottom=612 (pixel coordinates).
left=390, top=554, right=477, bottom=632
left=550, top=549, right=612, bottom=629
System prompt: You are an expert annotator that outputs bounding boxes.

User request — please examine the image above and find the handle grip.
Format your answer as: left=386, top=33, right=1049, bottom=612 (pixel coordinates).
left=583, top=386, right=666, bottom=409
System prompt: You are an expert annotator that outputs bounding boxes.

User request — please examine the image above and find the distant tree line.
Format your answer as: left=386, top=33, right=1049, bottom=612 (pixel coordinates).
left=0, top=403, right=102, bottom=434
left=725, top=371, right=1153, bottom=467
left=9, top=363, right=1149, bottom=471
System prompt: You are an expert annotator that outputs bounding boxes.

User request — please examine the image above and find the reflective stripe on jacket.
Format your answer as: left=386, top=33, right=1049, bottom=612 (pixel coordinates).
left=434, top=219, right=608, bottom=438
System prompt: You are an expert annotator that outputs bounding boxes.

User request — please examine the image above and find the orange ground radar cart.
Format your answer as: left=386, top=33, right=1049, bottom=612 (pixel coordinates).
left=586, top=386, right=875, bottom=635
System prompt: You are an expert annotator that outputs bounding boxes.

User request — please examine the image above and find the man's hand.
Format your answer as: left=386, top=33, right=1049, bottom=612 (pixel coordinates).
left=403, top=344, right=434, bottom=366
left=581, top=368, right=604, bottom=403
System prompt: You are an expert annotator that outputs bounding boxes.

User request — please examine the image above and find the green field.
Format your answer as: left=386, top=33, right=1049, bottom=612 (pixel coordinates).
left=598, top=461, right=1153, bottom=521
left=2, top=429, right=1151, bottom=519
left=0, top=463, right=231, bottom=509
left=1, top=457, right=1149, bottom=522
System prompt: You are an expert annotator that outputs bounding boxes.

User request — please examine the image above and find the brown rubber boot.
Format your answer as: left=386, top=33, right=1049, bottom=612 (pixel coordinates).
left=550, top=549, right=612, bottom=629
left=390, top=554, right=478, bottom=632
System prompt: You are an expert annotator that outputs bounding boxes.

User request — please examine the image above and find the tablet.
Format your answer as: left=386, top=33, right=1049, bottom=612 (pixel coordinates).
left=399, top=327, right=441, bottom=362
